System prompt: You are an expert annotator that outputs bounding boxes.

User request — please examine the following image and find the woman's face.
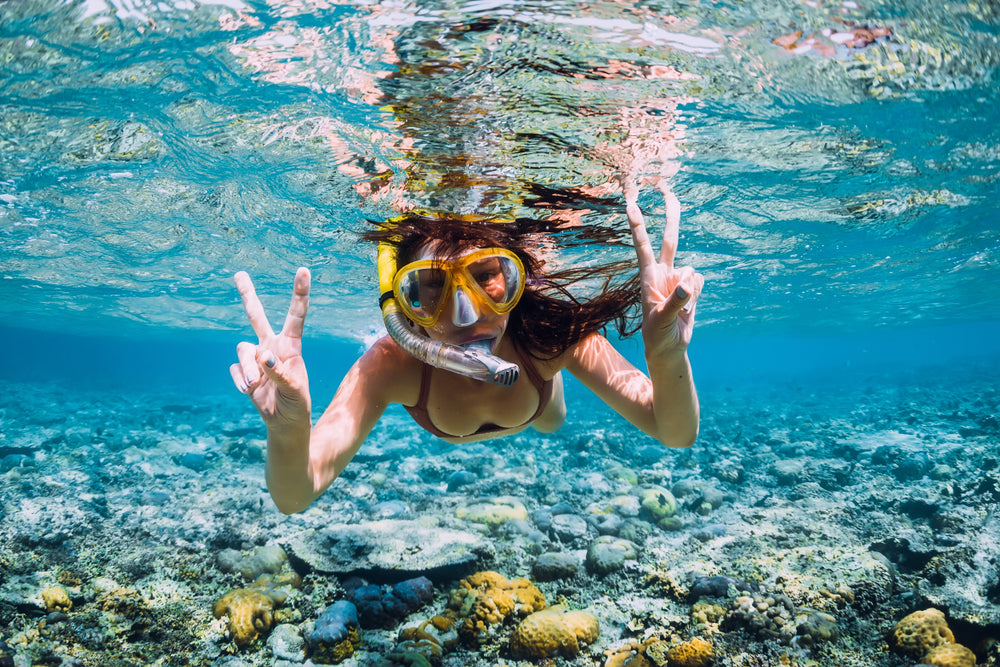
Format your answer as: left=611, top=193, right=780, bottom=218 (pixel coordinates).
left=412, top=242, right=513, bottom=352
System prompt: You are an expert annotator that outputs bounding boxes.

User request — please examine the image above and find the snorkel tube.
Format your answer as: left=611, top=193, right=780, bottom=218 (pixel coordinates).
left=378, top=242, right=520, bottom=387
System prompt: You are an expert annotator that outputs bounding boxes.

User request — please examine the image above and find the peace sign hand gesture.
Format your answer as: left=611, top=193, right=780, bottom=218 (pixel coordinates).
left=621, top=177, right=704, bottom=360
left=229, top=267, right=312, bottom=429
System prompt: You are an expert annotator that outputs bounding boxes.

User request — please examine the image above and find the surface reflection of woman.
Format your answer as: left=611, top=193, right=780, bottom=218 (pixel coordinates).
left=231, top=175, right=704, bottom=514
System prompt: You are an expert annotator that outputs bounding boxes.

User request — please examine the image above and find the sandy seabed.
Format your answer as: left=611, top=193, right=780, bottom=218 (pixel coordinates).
left=1, top=361, right=998, bottom=667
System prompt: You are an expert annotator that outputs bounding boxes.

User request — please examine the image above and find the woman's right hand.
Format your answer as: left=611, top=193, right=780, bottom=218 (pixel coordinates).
left=230, top=267, right=312, bottom=430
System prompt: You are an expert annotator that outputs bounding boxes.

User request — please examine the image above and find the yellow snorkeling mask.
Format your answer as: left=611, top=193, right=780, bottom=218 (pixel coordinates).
left=393, top=248, right=525, bottom=328
left=378, top=240, right=521, bottom=386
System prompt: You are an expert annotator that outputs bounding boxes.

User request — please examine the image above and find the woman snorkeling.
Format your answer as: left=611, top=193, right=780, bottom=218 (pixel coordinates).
left=230, top=178, right=704, bottom=514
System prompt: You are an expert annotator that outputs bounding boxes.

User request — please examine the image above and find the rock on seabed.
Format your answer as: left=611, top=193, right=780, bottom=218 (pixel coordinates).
left=282, top=520, right=493, bottom=581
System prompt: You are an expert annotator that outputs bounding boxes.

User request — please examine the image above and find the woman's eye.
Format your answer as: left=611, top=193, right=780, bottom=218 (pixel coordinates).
left=475, top=270, right=500, bottom=284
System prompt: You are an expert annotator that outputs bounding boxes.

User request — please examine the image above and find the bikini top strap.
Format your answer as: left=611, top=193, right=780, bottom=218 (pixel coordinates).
left=511, top=340, right=547, bottom=393
left=415, top=361, right=434, bottom=410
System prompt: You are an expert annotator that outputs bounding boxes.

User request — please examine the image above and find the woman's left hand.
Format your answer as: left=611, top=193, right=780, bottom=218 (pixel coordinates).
left=621, top=178, right=704, bottom=359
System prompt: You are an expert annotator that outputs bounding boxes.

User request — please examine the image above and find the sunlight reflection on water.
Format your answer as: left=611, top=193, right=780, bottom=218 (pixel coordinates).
left=0, top=0, right=997, bottom=340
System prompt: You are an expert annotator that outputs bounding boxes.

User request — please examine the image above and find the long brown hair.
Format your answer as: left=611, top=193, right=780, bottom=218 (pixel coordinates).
left=362, top=213, right=642, bottom=359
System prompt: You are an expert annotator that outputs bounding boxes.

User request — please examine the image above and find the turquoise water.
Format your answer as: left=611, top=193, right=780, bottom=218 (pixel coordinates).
left=2, top=1, right=1000, bottom=665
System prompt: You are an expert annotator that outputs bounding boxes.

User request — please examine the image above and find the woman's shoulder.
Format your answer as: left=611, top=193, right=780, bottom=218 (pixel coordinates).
left=530, top=331, right=614, bottom=376
left=358, top=336, right=424, bottom=404
left=362, top=335, right=423, bottom=370
left=515, top=334, right=590, bottom=379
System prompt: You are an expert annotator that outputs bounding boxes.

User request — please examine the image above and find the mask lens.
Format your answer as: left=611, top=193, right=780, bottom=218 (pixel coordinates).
left=464, top=253, right=524, bottom=311
left=395, top=264, right=448, bottom=325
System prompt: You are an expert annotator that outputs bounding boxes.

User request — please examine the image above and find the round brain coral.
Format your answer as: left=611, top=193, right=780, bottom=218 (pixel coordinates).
left=923, top=643, right=977, bottom=667
left=665, top=637, right=715, bottom=667
left=891, top=608, right=955, bottom=658
left=509, top=607, right=599, bottom=658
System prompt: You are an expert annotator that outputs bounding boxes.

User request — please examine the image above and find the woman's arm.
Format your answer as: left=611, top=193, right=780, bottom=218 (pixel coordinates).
left=265, top=338, right=409, bottom=513
left=561, top=175, right=703, bottom=448
left=564, top=333, right=698, bottom=448
left=231, top=268, right=411, bottom=514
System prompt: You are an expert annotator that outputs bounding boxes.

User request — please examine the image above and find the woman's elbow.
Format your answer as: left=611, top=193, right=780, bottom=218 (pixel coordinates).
left=658, top=424, right=699, bottom=449
left=269, top=492, right=313, bottom=515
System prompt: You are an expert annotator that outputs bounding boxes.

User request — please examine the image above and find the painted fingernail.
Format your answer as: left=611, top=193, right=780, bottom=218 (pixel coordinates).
left=265, top=355, right=277, bottom=368
left=676, top=285, right=689, bottom=299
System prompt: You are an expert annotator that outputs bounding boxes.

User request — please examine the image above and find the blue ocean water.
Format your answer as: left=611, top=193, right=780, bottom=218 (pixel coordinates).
left=2, top=0, right=1000, bottom=665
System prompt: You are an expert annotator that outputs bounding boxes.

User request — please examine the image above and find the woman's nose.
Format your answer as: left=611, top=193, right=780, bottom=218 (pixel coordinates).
left=451, top=286, right=480, bottom=327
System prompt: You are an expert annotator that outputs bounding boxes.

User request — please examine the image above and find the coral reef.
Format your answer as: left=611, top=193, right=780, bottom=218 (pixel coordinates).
left=282, top=519, right=489, bottom=578
left=688, top=575, right=757, bottom=600
left=586, top=536, right=639, bottom=575
left=508, top=606, right=600, bottom=658
left=793, top=609, right=839, bottom=647
left=455, top=496, right=528, bottom=526
left=392, top=614, right=460, bottom=664
left=4, top=361, right=1000, bottom=665
left=639, top=486, right=677, bottom=521
left=213, top=588, right=276, bottom=648
left=891, top=608, right=956, bottom=657
left=604, top=638, right=661, bottom=667
left=212, top=559, right=301, bottom=649
left=40, top=585, right=72, bottom=612
left=664, top=637, right=714, bottom=667
left=249, top=571, right=302, bottom=605
left=268, top=623, right=306, bottom=662
left=724, top=591, right=799, bottom=643
left=923, top=643, right=977, bottom=667
left=446, top=571, right=546, bottom=644
left=217, top=544, right=288, bottom=581
left=346, top=576, right=435, bottom=628
left=309, top=600, right=361, bottom=664
left=604, top=636, right=714, bottom=667
left=531, top=551, right=581, bottom=581
left=890, top=608, right=977, bottom=667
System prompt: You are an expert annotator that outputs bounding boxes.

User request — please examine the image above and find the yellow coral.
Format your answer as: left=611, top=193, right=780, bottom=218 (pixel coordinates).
left=603, top=640, right=655, bottom=667
left=41, top=586, right=72, bottom=612
left=447, top=571, right=546, bottom=643
left=315, top=630, right=360, bottom=664
left=509, top=606, right=600, bottom=658
left=213, top=588, right=275, bottom=648
left=396, top=613, right=460, bottom=663
left=891, top=609, right=955, bottom=658
left=398, top=613, right=459, bottom=653
left=642, top=639, right=670, bottom=666
left=562, top=610, right=600, bottom=645
left=664, top=637, right=714, bottom=667
left=924, top=643, right=977, bottom=667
